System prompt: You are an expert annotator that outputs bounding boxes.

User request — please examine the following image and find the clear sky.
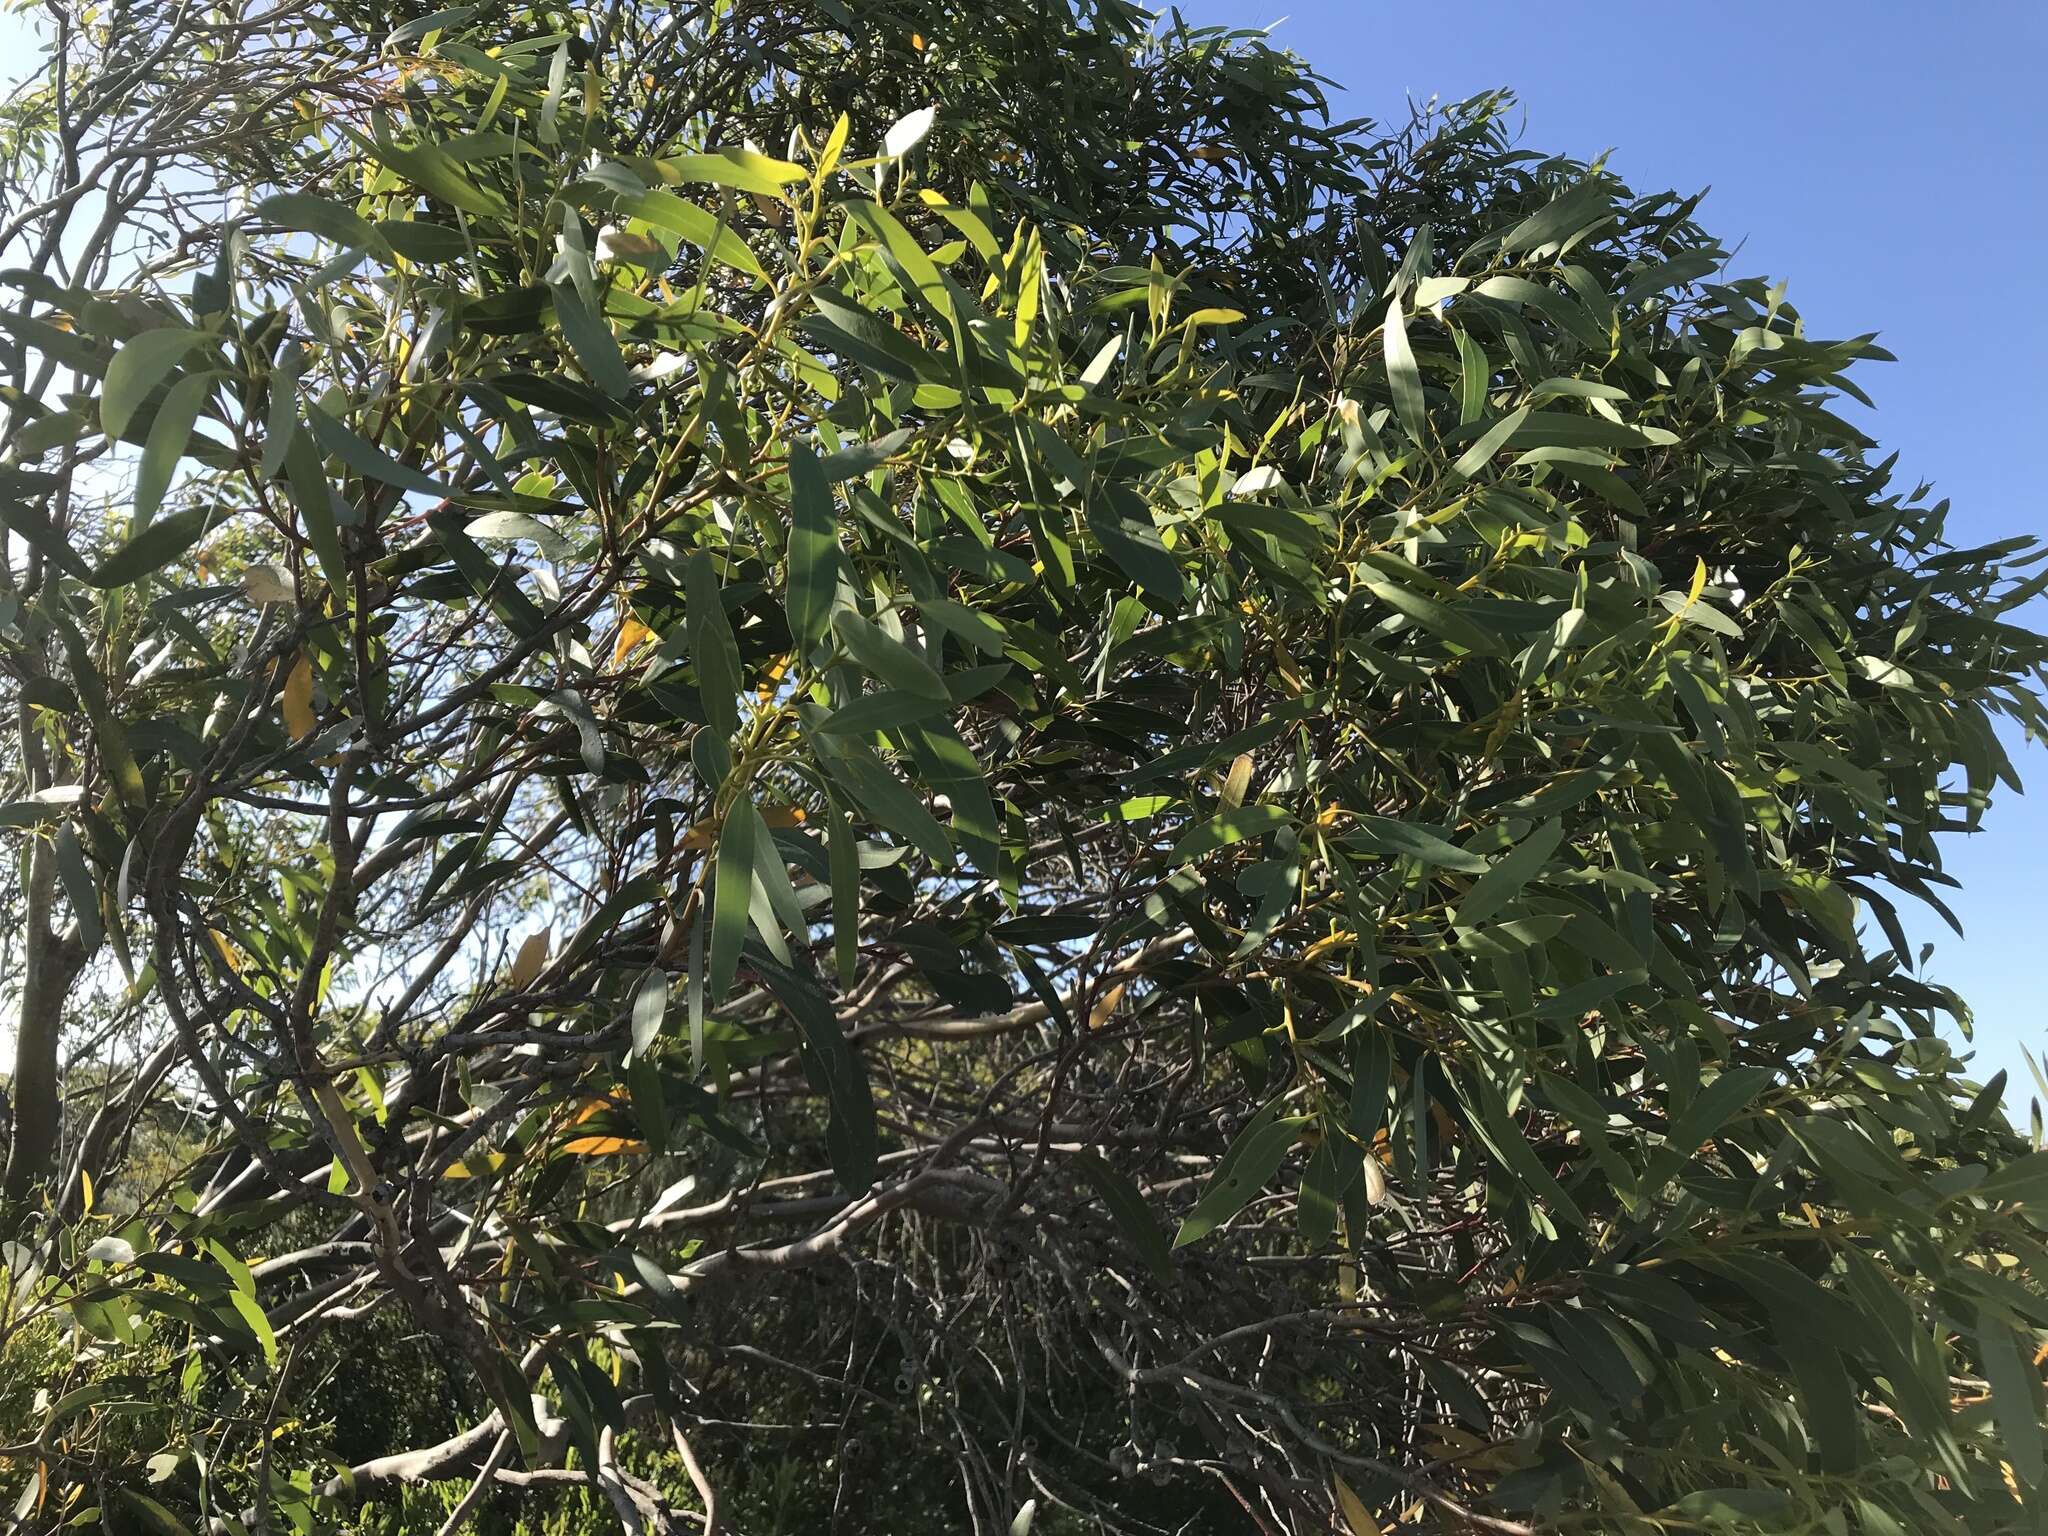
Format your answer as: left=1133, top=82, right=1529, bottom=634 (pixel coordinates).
left=1178, top=0, right=2048, bottom=1101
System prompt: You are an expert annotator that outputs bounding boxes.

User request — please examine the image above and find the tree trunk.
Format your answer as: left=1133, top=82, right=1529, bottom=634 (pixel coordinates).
left=3, top=821, right=80, bottom=1217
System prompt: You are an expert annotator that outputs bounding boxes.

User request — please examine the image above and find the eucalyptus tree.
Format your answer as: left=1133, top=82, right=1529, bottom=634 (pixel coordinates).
left=2, top=3, right=2046, bottom=1534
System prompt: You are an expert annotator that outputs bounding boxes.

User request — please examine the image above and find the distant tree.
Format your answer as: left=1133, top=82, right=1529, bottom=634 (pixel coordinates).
left=2, top=3, right=2045, bottom=1533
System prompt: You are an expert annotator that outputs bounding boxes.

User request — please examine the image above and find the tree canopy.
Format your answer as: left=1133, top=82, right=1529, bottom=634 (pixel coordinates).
left=3, top=2, right=2047, bottom=1533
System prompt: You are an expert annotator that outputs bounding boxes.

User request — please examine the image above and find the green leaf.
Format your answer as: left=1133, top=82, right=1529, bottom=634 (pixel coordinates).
left=816, top=688, right=951, bottom=738
left=257, top=191, right=381, bottom=249
left=88, top=505, right=211, bottom=588
left=1382, top=299, right=1427, bottom=440
left=551, top=284, right=635, bottom=400
left=1363, top=578, right=1497, bottom=654
left=663, top=147, right=806, bottom=195
left=816, top=737, right=954, bottom=866
left=832, top=610, right=948, bottom=700
left=54, top=823, right=101, bottom=954
left=0, top=789, right=80, bottom=829
left=826, top=793, right=861, bottom=987
left=547, top=689, right=607, bottom=774
left=102, top=327, right=205, bottom=440
left=1454, top=326, right=1490, bottom=425
left=687, top=916, right=706, bottom=1069
left=133, top=371, right=214, bottom=527
left=1456, top=819, right=1563, bottom=927
left=378, top=218, right=472, bottom=263
left=905, top=722, right=998, bottom=873
left=1087, top=483, right=1185, bottom=607
left=1535, top=1072, right=1637, bottom=1202
left=0, top=496, right=92, bottom=580
left=115, top=1489, right=197, bottom=1536
left=1073, top=1151, right=1172, bottom=1285
left=226, top=1288, right=278, bottom=1368
left=306, top=404, right=450, bottom=497
left=1345, top=815, right=1489, bottom=874
left=686, top=551, right=744, bottom=737
left=842, top=199, right=953, bottom=322
left=261, top=343, right=302, bottom=480
left=1977, top=1316, right=2045, bottom=1487
left=747, top=802, right=808, bottom=948
left=754, top=955, right=877, bottom=1192
left=1174, top=1107, right=1308, bottom=1247
left=785, top=442, right=841, bottom=656
left=13, top=407, right=83, bottom=457
left=710, top=804, right=756, bottom=1003
left=803, top=289, right=952, bottom=387
left=282, top=429, right=349, bottom=594
left=618, top=189, right=766, bottom=280
left=1448, top=405, right=1530, bottom=485
left=1779, top=1329, right=1862, bottom=1474
left=630, top=966, right=668, bottom=1058
left=372, top=135, right=510, bottom=218
left=1171, top=803, right=1289, bottom=863
left=1659, top=1489, right=1792, bottom=1527
left=1973, top=1149, right=2048, bottom=1208
left=1673, top=1066, right=1778, bottom=1150
left=1500, top=178, right=1615, bottom=255
left=1462, top=1071, right=1585, bottom=1228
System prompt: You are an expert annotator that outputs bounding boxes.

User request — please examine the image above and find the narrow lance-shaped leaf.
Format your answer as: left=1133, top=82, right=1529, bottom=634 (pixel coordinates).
left=826, top=791, right=861, bottom=987
left=785, top=442, right=842, bottom=657
left=102, top=327, right=205, bottom=439
left=133, top=371, right=214, bottom=528
left=687, top=551, right=744, bottom=737
left=1456, top=818, right=1564, bottom=927
left=88, top=505, right=212, bottom=588
left=630, top=966, right=668, bottom=1058
left=709, top=801, right=756, bottom=1004
left=1382, top=299, right=1427, bottom=441
left=1172, top=803, right=1289, bottom=863
left=1977, top=1316, right=2045, bottom=1487
left=552, top=283, right=635, bottom=401
left=1175, top=1106, right=1309, bottom=1248
left=1073, top=1151, right=1173, bottom=1285
left=831, top=609, right=948, bottom=700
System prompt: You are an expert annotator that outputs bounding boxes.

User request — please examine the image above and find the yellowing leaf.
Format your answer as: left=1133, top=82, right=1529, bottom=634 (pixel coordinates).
left=1361, top=1154, right=1388, bottom=1208
left=612, top=617, right=653, bottom=667
left=243, top=563, right=295, bottom=606
left=281, top=654, right=315, bottom=741
left=1088, top=981, right=1127, bottom=1030
left=210, top=929, right=242, bottom=972
left=755, top=653, right=790, bottom=700
left=509, top=928, right=551, bottom=987
left=561, top=1135, right=646, bottom=1156
left=1302, top=930, right=1355, bottom=965
left=761, top=804, right=807, bottom=828
left=1221, top=752, right=1254, bottom=808
left=79, top=1168, right=94, bottom=1215
left=442, top=1151, right=508, bottom=1180
left=1334, top=1475, right=1382, bottom=1536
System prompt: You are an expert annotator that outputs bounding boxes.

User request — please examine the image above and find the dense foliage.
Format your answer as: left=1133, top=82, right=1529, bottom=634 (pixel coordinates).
left=3, top=2, right=2047, bottom=1533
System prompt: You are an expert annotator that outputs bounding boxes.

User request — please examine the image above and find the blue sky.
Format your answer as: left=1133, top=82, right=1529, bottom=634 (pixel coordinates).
left=1179, top=0, right=2048, bottom=1100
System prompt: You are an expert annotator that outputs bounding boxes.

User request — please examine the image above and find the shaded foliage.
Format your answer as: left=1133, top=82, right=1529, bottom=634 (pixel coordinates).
left=2, top=2, right=2046, bottom=1534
